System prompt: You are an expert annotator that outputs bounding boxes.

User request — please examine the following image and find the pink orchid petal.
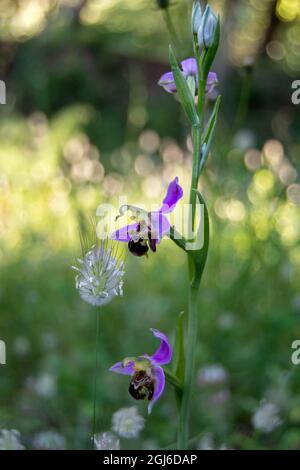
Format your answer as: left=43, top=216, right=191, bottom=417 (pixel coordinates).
left=206, top=71, right=218, bottom=94
left=109, top=361, right=135, bottom=375
left=148, top=212, right=170, bottom=241
left=111, top=223, right=138, bottom=242
left=159, top=176, right=183, bottom=213
left=181, top=58, right=198, bottom=77
left=148, top=365, right=165, bottom=414
left=158, top=71, right=177, bottom=93
left=149, top=328, right=172, bottom=366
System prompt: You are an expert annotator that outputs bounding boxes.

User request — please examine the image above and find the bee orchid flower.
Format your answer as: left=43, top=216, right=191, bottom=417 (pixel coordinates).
left=111, top=177, right=183, bottom=256
left=110, top=329, right=172, bottom=414
left=158, top=57, right=218, bottom=95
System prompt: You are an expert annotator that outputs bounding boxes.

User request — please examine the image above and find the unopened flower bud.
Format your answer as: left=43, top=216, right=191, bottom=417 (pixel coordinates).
left=191, top=1, right=203, bottom=35
left=197, top=5, right=218, bottom=49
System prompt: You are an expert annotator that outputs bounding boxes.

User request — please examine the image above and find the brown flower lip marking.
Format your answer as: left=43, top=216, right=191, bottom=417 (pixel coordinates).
left=129, top=370, right=154, bottom=401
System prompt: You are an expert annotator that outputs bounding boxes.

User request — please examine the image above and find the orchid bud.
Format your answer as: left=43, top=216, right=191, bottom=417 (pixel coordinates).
left=197, top=5, right=218, bottom=50
left=201, top=143, right=207, bottom=158
left=191, top=1, right=203, bottom=35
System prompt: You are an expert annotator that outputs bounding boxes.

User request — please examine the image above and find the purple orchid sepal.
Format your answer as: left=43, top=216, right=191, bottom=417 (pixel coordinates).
left=110, top=328, right=172, bottom=414
left=111, top=177, right=183, bottom=256
left=158, top=57, right=218, bottom=96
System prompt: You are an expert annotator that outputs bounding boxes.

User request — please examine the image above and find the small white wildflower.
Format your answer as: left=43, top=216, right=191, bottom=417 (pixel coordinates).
left=27, top=373, right=56, bottom=398
left=0, top=429, right=25, bottom=450
left=198, top=434, right=231, bottom=450
left=32, top=431, right=65, bottom=450
left=252, top=400, right=282, bottom=433
left=73, top=240, right=125, bottom=307
left=198, top=364, right=228, bottom=386
left=112, top=407, right=145, bottom=439
left=198, top=433, right=214, bottom=450
left=93, top=432, right=120, bottom=450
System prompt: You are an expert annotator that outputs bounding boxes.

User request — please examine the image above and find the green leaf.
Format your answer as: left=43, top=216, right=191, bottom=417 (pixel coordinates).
left=203, top=95, right=221, bottom=144
left=168, top=225, right=187, bottom=252
left=169, top=46, right=200, bottom=127
left=164, top=368, right=182, bottom=392
left=199, top=95, right=221, bottom=174
left=189, top=191, right=209, bottom=289
left=173, top=311, right=185, bottom=383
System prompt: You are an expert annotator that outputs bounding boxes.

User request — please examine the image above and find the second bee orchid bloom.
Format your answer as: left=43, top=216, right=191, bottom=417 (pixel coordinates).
left=111, top=177, right=183, bottom=256
left=158, top=57, right=218, bottom=95
left=110, top=329, right=172, bottom=414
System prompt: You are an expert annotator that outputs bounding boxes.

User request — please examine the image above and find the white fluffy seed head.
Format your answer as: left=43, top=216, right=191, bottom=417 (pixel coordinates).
left=73, top=239, right=125, bottom=307
left=112, top=406, right=145, bottom=439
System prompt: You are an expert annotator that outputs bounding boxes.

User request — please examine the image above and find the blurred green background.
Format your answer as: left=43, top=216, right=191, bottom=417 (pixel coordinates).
left=0, top=0, right=300, bottom=450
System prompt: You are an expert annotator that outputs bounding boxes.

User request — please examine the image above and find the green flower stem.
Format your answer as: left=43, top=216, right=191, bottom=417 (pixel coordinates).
left=92, top=309, right=101, bottom=448
left=178, top=275, right=198, bottom=449
left=195, top=48, right=206, bottom=134
left=197, top=79, right=206, bottom=132
left=189, top=124, right=201, bottom=231
left=168, top=24, right=218, bottom=450
left=177, top=115, right=202, bottom=450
